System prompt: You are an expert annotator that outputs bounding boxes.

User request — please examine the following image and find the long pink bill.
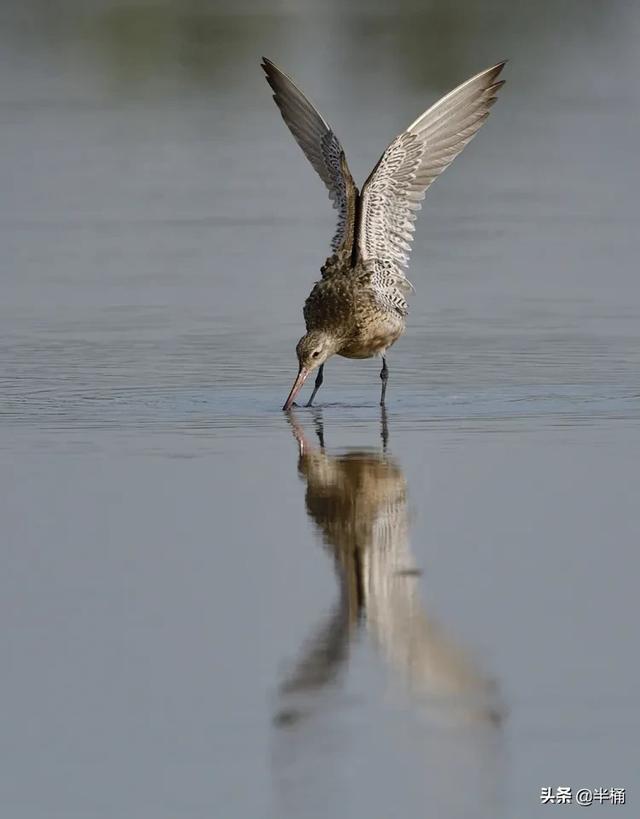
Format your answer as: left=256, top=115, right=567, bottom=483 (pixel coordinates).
left=282, top=367, right=309, bottom=411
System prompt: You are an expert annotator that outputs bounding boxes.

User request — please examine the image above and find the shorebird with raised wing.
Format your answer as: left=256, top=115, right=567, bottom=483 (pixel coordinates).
left=262, top=58, right=506, bottom=410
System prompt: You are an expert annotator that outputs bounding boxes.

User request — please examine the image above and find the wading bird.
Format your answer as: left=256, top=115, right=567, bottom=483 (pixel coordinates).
left=262, top=58, right=506, bottom=410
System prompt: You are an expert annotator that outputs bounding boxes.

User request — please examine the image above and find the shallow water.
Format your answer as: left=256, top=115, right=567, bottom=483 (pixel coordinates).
left=1, top=2, right=639, bottom=817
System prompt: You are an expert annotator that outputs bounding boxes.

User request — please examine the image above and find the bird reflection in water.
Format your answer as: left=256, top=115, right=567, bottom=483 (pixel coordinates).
left=271, top=411, right=504, bottom=818
left=276, top=408, right=501, bottom=725
left=271, top=408, right=503, bottom=819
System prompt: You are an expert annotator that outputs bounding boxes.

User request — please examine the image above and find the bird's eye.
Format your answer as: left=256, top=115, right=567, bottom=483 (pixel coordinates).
left=312, top=351, right=320, bottom=358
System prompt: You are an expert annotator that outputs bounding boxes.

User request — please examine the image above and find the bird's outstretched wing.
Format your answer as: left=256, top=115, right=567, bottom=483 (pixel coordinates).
left=356, top=62, right=506, bottom=315
left=262, top=58, right=359, bottom=259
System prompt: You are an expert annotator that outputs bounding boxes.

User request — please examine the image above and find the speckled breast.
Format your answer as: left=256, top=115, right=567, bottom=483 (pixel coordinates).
left=337, top=313, right=405, bottom=359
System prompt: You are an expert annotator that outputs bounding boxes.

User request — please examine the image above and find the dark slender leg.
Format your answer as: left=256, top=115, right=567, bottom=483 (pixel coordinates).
left=379, top=356, right=389, bottom=406
left=311, top=408, right=325, bottom=451
left=306, top=364, right=324, bottom=407
left=380, top=405, right=389, bottom=453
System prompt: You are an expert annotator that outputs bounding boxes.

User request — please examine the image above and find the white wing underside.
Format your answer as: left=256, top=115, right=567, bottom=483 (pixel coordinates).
left=358, top=62, right=506, bottom=315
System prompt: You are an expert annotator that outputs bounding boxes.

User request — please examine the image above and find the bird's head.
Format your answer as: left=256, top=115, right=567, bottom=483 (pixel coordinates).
left=282, top=330, right=337, bottom=410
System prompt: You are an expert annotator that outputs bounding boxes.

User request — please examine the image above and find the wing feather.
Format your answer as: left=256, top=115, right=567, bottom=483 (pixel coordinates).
left=262, top=58, right=358, bottom=257
left=356, top=62, right=506, bottom=309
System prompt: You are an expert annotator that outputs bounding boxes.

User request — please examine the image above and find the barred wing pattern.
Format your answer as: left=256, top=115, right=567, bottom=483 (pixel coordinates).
left=358, top=62, right=506, bottom=315
left=262, top=58, right=358, bottom=256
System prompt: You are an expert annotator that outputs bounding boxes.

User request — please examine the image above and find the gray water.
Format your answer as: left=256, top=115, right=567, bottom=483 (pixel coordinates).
left=1, top=2, right=639, bottom=817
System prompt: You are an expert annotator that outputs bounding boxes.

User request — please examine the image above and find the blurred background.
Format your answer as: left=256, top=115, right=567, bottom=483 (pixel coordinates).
left=1, top=1, right=639, bottom=818
left=3, top=0, right=640, bottom=399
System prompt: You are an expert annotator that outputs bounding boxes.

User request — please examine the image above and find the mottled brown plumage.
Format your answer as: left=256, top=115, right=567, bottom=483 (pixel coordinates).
left=305, top=252, right=405, bottom=358
left=262, top=58, right=506, bottom=409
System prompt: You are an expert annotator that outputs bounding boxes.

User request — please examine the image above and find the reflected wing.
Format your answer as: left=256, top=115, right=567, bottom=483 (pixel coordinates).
left=357, top=62, right=506, bottom=308
left=262, top=58, right=358, bottom=257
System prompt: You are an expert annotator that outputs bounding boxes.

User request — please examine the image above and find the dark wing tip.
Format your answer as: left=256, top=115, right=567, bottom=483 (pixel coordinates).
left=482, top=62, right=507, bottom=93
left=261, top=57, right=280, bottom=83
left=261, top=58, right=283, bottom=98
left=482, top=60, right=507, bottom=85
left=492, top=60, right=508, bottom=78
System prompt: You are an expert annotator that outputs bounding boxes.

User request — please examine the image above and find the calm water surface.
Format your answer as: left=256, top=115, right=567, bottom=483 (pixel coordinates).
left=1, top=2, right=639, bottom=817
